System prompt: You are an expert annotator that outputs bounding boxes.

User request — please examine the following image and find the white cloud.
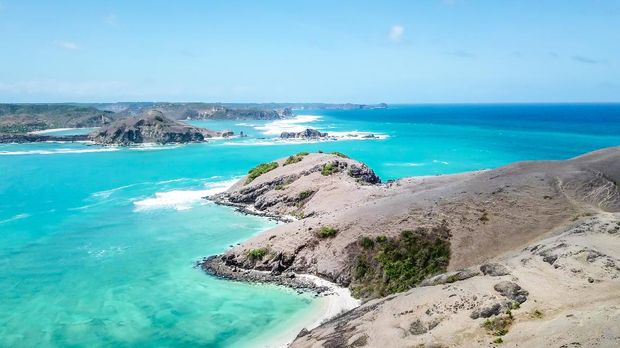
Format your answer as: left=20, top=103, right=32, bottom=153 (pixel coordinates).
left=104, top=13, right=119, bottom=27
left=55, top=40, right=80, bottom=50
left=388, top=25, right=404, bottom=43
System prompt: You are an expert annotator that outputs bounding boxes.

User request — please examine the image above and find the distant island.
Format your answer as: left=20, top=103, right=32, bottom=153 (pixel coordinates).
left=201, top=147, right=620, bottom=347
left=88, top=111, right=232, bottom=145
left=0, top=102, right=388, bottom=144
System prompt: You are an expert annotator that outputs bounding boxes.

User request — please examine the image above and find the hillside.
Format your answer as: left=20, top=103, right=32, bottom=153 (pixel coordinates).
left=201, top=147, right=620, bottom=347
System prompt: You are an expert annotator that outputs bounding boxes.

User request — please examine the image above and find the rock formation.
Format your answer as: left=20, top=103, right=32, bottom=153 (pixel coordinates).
left=88, top=111, right=231, bottom=145
left=280, top=128, right=329, bottom=139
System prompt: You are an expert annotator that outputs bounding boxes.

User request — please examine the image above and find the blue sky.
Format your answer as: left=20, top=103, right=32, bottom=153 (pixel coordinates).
left=0, top=0, right=618, bottom=103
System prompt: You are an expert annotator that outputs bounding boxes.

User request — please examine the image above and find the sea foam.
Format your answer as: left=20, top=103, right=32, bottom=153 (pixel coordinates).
left=0, top=148, right=120, bottom=156
left=133, top=178, right=238, bottom=212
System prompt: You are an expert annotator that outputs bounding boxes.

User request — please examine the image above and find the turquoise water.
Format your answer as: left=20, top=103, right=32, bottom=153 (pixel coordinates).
left=1, top=104, right=620, bottom=347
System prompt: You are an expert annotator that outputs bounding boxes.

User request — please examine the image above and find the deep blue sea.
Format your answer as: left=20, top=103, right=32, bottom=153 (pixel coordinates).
left=1, top=104, right=619, bottom=347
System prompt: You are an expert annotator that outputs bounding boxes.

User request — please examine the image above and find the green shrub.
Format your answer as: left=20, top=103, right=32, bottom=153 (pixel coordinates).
left=531, top=309, right=543, bottom=319
left=283, top=152, right=310, bottom=166
left=493, top=338, right=503, bottom=344
left=321, top=162, right=335, bottom=176
left=317, top=226, right=338, bottom=238
left=298, top=190, right=314, bottom=201
left=246, top=162, right=279, bottom=184
left=275, top=184, right=285, bottom=190
left=247, top=248, right=268, bottom=260
left=331, top=151, right=349, bottom=158
left=482, top=315, right=513, bottom=337
left=359, top=237, right=375, bottom=249
left=351, top=226, right=451, bottom=298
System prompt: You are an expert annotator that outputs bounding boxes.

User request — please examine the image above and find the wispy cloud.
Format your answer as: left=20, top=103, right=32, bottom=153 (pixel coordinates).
left=571, top=55, right=599, bottom=64
left=55, top=40, right=80, bottom=50
left=388, top=25, right=405, bottom=43
left=445, top=50, right=475, bottom=58
left=104, top=13, right=119, bottom=27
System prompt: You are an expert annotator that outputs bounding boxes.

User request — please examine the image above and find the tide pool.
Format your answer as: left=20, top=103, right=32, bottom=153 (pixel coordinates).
left=1, top=104, right=620, bottom=347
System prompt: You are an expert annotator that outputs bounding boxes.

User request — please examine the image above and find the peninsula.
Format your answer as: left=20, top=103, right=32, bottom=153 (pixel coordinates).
left=202, top=147, right=620, bottom=347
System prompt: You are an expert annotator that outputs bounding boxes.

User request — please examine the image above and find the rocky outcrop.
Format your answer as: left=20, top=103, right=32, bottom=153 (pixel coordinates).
left=280, top=128, right=329, bottom=139
left=87, top=111, right=231, bottom=145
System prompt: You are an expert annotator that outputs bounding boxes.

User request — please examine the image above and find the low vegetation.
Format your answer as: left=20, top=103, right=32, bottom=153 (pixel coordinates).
left=359, top=237, right=375, bottom=249
left=321, top=162, right=336, bottom=176
left=351, top=226, right=451, bottom=298
left=283, top=151, right=310, bottom=166
left=246, top=162, right=279, bottom=184
left=482, top=315, right=513, bottom=337
left=298, top=190, right=314, bottom=201
left=317, top=226, right=338, bottom=238
left=247, top=248, right=268, bottom=260
left=530, top=309, right=544, bottom=319
left=331, top=151, right=349, bottom=158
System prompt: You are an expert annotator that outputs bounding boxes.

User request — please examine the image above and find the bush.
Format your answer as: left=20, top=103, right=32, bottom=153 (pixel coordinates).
left=360, top=237, right=375, bottom=249
left=247, top=248, right=268, bottom=260
left=317, top=226, right=338, bottom=238
left=482, top=315, right=513, bottom=337
left=351, top=226, right=451, bottom=298
left=246, top=162, right=279, bottom=184
left=298, top=190, right=314, bottom=201
left=321, top=162, right=335, bottom=176
left=331, top=151, right=349, bottom=158
left=283, top=152, right=310, bottom=166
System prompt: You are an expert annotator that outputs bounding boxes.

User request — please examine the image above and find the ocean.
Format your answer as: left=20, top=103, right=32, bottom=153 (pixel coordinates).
left=1, top=104, right=619, bottom=347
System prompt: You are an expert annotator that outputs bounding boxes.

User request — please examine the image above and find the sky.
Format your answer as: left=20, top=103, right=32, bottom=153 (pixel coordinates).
left=0, top=0, right=618, bottom=103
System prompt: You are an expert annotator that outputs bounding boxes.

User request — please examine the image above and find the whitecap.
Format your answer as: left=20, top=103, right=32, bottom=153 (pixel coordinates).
left=0, top=148, right=120, bottom=156
left=0, top=213, right=30, bottom=224
left=28, top=128, right=82, bottom=135
left=255, top=115, right=322, bottom=135
left=128, top=145, right=181, bottom=151
left=133, top=178, right=239, bottom=212
left=384, top=160, right=449, bottom=167
left=324, top=131, right=389, bottom=140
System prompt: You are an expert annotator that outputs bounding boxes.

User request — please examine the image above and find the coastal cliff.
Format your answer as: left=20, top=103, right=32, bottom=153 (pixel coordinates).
left=201, top=147, right=620, bottom=347
left=87, top=111, right=232, bottom=145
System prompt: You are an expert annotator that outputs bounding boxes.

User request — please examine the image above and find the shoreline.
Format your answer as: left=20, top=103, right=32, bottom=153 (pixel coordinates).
left=236, top=273, right=360, bottom=348
left=202, top=188, right=361, bottom=347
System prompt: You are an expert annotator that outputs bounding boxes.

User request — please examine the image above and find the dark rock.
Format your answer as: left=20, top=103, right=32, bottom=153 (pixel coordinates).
left=296, top=328, right=310, bottom=338
left=494, top=281, right=529, bottom=303
left=480, top=263, right=511, bottom=276
left=470, top=303, right=503, bottom=319
left=280, top=128, right=328, bottom=139
left=543, top=255, right=558, bottom=265
left=348, top=164, right=381, bottom=184
left=409, top=319, right=428, bottom=335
